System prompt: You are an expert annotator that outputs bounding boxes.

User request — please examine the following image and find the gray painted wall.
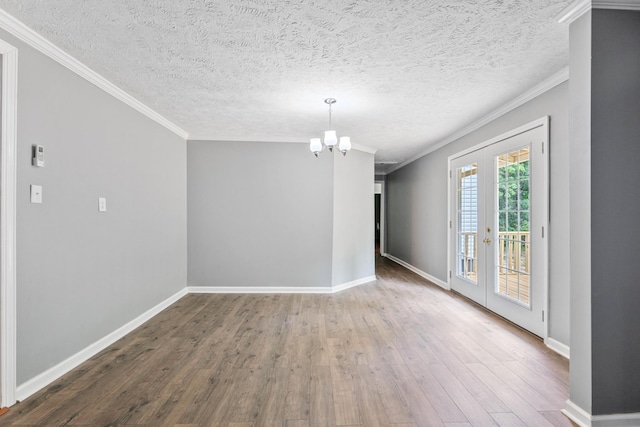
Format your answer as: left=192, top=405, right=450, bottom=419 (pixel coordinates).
left=187, top=141, right=334, bottom=287
left=590, top=9, right=640, bottom=415
left=332, top=149, right=375, bottom=286
left=386, top=81, right=571, bottom=347
left=568, top=11, right=592, bottom=413
left=7, top=29, right=188, bottom=384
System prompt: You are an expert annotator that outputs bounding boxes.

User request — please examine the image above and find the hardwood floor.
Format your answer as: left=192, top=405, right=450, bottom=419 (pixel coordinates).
left=2, top=256, right=573, bottom=426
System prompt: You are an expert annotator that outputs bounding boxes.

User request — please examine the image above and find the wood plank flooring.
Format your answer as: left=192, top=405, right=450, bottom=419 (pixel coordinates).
left=2, top=256, right=573, bottom=426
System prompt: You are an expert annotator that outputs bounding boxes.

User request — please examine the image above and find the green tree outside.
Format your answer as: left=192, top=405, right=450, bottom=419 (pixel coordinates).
left=498, top=159, right=529, bottom=232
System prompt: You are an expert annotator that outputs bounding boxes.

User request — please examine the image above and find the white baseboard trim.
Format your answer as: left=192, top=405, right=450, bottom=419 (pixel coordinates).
left=563, top=400, right=593, bottom=427
left=16, top=287, right=188, bottom=402
left=332, top=275, right=377, bottom=293
left=383, top=254, right=450, bottom=290
left=563, top=400, right=640, bottom=427
left=592, top=412, right=640, bottom=427
left=188, top=275, right=377, bottom=294
left=546, top=337, right=570, bottom=359
left=189, top=286, right=331, bottom=293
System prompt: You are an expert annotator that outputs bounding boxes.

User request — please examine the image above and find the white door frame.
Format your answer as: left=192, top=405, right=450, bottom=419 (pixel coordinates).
left=447, top=117, right=549, bottom=342
left=0, top=38, right=18, bottom=408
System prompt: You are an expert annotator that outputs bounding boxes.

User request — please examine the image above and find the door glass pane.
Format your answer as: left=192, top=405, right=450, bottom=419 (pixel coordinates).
left=456, top=163, right=478, bottom=284
left=496, top=148, right=530, bottom=306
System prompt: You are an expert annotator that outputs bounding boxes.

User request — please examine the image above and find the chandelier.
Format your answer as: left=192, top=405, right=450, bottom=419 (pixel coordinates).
left=310, top=98, right=351, bottom=157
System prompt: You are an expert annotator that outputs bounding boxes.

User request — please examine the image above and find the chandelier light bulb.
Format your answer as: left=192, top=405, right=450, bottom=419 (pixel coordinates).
left=324, top=130, right=337, bottom=150
left=310, top=138, right=323, bottom=157
left=339, top=136, right=351, bottom=155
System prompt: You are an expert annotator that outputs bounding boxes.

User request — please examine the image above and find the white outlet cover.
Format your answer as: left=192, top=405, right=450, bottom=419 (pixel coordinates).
left=98, top=197, right=107, bottom=212
left=30, top=185, right=43, bottom=204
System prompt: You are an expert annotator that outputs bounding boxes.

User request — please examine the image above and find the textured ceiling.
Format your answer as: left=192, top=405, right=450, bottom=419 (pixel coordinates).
left=0, top=0, right=570, bottom=170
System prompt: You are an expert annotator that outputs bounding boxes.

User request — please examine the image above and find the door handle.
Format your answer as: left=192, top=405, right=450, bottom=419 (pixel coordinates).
left=483, top=237, right=492, bottom=244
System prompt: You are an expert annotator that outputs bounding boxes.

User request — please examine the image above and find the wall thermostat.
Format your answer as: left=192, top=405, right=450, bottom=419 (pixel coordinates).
left=33, top=145, right=45, bottom=167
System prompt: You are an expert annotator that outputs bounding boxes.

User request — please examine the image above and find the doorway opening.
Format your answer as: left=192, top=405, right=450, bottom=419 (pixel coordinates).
left=374, top=181, right=385, bottom=256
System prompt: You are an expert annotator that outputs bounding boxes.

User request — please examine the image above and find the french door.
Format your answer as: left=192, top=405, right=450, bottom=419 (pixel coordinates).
left=449, top=120, right=548, bottom=337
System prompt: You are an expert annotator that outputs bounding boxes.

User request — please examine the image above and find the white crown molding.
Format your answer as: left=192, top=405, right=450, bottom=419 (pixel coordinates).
left=386, top=67, right=569, bottom=175
left=16, top=288, right=188, bottom=402
left=0, top=37, right=18, bottom=408
left=187, top=136, right=311, bottom=143
left=352, top=143, right=377, bottom=155
left=557, top=0, right=640, bottom=24
left=383, top=254, right=449, bottom=290
left=187, top=137, right=377, bottom=154
left=0, top=9, right=189, bottom=140
left=557, top=0, right=592, bottom=24
left=596, top=0, right=640, bottom=10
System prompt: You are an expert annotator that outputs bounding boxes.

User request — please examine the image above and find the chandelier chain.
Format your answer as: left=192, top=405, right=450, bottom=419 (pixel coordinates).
left=324, top=97, right=336, bottom=129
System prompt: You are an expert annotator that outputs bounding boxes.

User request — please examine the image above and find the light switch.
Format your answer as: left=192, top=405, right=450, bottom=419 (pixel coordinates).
left=98, top=197, right=107, bottom=212
left=30, top=185, right=42, bottom=204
